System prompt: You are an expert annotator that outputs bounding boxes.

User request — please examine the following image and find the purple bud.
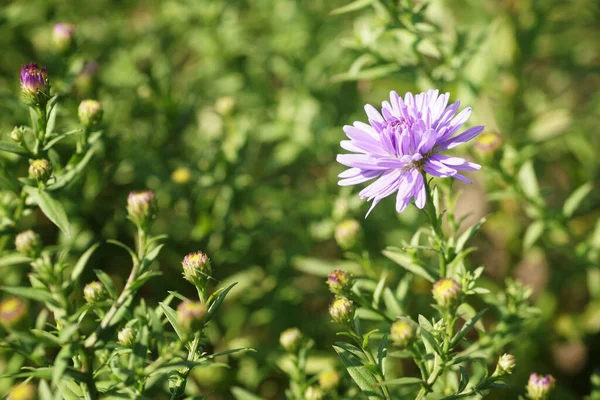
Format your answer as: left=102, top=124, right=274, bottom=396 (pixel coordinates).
left=53, top=23, right=76, bottom=51
left=20, top=63, right=48, bottom=96
left=527, top=373, right=555, bottom=399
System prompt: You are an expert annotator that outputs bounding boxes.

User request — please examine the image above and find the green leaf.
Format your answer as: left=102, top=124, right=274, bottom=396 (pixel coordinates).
left=1, top=286, right=58, bottom=305
left=206, top=282, right=237, bottom=322
left=106, top=239, right=138, bottom=263
left=47, top=147, right=96, bottom=191
left=563, top=182, right=593, bottom=217
left=458, top=365, right=469, bottom=393
left=455, top=217, right=487, bottom=253
left=420, top=328, right=442, bottom=356
left=333, top=343, right=383, bottom=399
left=94, top=269, right=117, bottom=299
left=53, top=344, right=74, bottom=387
left=373, top=273, right=387, bottom=308
left=24, top=187, right=71, bottom=237
left=382, top=248, right=438, bottom=282
left=382, top=287, right=402, bottom=317
left=159, top=302, right=186, bottom=341
left=450, top=308, right=487, bottom=349
left=43, top=129, right=83, bottom=150
left=457, top=303, right=485, bottom=332
left=330, top=0, right=373, bottom=15
left=231, top=387, right=263, bottom=400
left=523, top=220, right=545, bottom=250
left=0, top=253, right=31, bottom=268
left=46, top=102, right=58, bottom=135
left=0, top=141, right=28, bottom=156
left=333, top=64, right=399, bottom=82
left=71, top=243, right=100, bottom=282
left=377, top=334, right=388, bottom=376
left=518, top=161, right=541, bottom=202
left=378, top=377, right=422, bottom=387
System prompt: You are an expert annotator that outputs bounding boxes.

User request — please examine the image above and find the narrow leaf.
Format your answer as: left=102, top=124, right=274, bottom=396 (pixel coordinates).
left=24, top=187, right=71, bottom=237
left=333, top=344, right=383, bottom=399
left=159, top=302, right=186, bottom=341
left=563, top=182, right=593, bottom=217
left=0, top=141, right=28, bottom=156
left=450, top=308, right=487, bottom=348
left=330, top=0, right=373, bottom=15
left=523, top=220, right=545, bottom=250
left=93, top=269, right=117, bottom=299
left=71, top=243, right=100, bottom=281
left=382, top=248, right=438, bottom=282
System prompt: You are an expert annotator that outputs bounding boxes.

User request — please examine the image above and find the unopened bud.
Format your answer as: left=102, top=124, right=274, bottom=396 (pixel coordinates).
left=390, top=317, right=416, bottom=348
left=334, top=219, right=361, bottom=250
left=127, top=190, right=157, bottom=227
left=52, top=23, right=76, bottom=52
left=28, top=159, right=52, bottom=184
left=84, top=281, right=107, bottom=304
left=78, top=99, right=103, bottom=127
left=304, top=386, right=324, bottom=400
left=20, top=63, right=49, bottom=105
left=177, top=300, right=207, bottom=332
left=432, top=278, right=461, bottom=308
left=327, top=269, right=352, bottom=295
left=527, top=373, right=555, bottom=400
left=494, top=353, right=516, bottom=376
left=318, top=370, right=340, bottom=391
left=279, top=327, right=303, bottom=353
left=10, top=126, right=26, bottom=143
left=117, top=326, right=136, bottom=347
left=171, top=167, right=192, bottom=184
left=7, top=383, right=37, bottom=400
left=15, top=230, right=41, bottom=256
left=329, top=297, right=354, bottom=324
left=0, top=297, right=27, bottom=329
left=182, top=251, right=212, bottom=289
left=474, top=131, right=502, bottom=155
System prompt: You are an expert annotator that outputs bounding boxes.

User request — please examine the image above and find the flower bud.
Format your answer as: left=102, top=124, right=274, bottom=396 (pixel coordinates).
left=334, top=219, right=361, bottom=250
left=215, top=96, right=236, bottom=116
left=304, top=386, right=324, bottom=400
left=527, top=373, right=555, bottom=400
left=10, top=126, right=26, bottom=143
left=494, top=353, right=516, bottom=376
left=0, top=297, right=27, bottom=329
left=52, top=23, right=76, bottom=52
left=182, top=251, right=212, bottom=289
left=279, top=327, right=303, bottom=353
left=28, top=159, right=52, bottom=184
left=15, top=230, right=41, bottom=256
left=171, top=167, right=192, bottom=184
left=327, top=269, right=352, bottom=295
left=318, top=370, right=340, bottom=391
left=117, top=326, right=136, bottom=347
left=78, top=99, right=103, bottom=127
left=474, top=131, right=502, bottom=155
left=329, top=297, right=354, bottom=324
left=432, top=278, right=461, bottom=308
left=390, top=317, right=416, bottom=348
left=127, top=190, right=157, bottom=227
left=8, top=383, right=37, bottom=400
left=84, top=281, right=107, bottom=304
left=20, top=63, right=49, bottom=104
left=177, top=300, right=207, bottom=332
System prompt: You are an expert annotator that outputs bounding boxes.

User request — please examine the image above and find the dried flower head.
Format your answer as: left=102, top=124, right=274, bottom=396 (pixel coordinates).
left=84, top=281, right=107, bottom=304
left=318, top=370, right=340, bottom=391
left=0, top=297, right=27, bottom=329
left=527, top=373, right=555, bottom=400
left=8, top=383, right=37, bottom=400
left=117, top=326, right=136, bottom=347
left=337, top=90, right=483, bottom=216
left=127, top=190, right=157, bottom=227
left=334, top=219, right=361, bottom=249
left=329, top=297, right=354, bottom=324
left=390, top=317, right=416, bottom=348
left=304, top=386, right=324, bottom=400
left=15, top=230, right=41, bottom=256
left=432, top=278, right=461, bottom=308
left=53, top=23, right=76, bottom=51
left=279, top=327, right=303, bottom=353
left=327, top=269, right=352, bottom=295
left=177, top=300, right=207, bottom=332
left=28, top=159, right=52, bottom=184
left=78, top=99, right=103, bottom=127
left=182, top=251, right=212, bottom=288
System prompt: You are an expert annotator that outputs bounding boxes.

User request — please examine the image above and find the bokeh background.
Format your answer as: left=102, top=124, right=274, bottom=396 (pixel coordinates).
left=0, top=0, right=599, bottom=398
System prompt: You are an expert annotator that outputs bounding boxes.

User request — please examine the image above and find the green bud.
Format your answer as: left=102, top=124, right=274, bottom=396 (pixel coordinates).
left=327, top=269, right=353, bottom=295
left=494, top=353, right=516, bottom=376
left=432, top=278, right=461, bottom=308
left=28, top=159, right=52, bottom=184
left=78, top=99, right=103, bottom=127
left=182, top=251, right=212, bottom=289
left=279, top=327, right=303, bottom=353
left=329, top=297, right=354, bottom=324
left=304, top=386, right=324, bottom=400
left=8, top=383, right=37, bottom=400
left=318, top=370, right=340, bottom=391
left=117, top=326, right=136, bottom=347
left=390, top=317, right=416, bottom=348
left=84, top=281, right=107, bottom=304
left=334, top=219, right=361, bottom=250
left=10, top=126, right=26, bottom=143
left=127, top=190, right=157, bottom=227
left=15, top=230, right=41, bottom=256
left=177, top=300, right=207, bottom=332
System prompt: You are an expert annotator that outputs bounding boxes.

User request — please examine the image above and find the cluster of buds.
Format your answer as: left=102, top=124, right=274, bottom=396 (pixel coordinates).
left=7, top=383, right=37, bottom=400
left=83, top=281, right=107, bottom=304
left=28, top=159, right=52, bottom=184
left=15, top=230, right=41, bottom=257
left=0, top=297, right=27, bottom=330
left=20, top=63, right=50, bottom=107
left=318, top=370, right=340, bottom=392
left=52, top=23, right=76, bottom=52
left=78, top=99, right=103, bottom=127
left=127, top=190, right=157, bottom=228
left=390, top=317, right=416, bottom=348
left=176, top=300, right=207, bottom=332
left=327, top=269, right=353, bottom=295
left=279, top=327, right=303, bottom=353
left=432, top=278, right=461, bottom=309
left=493, top=353, right=516, bottom=377
left=329, top=297, right=354, bottom=325
left=334, top=219, right=361, bottom=250
left=304, top=386, right=324, bottom=400
left=527, top=373, right=555, bottom=400
left=117, top=326, right=136, bottom=347
left=182, top=251, right=212, bottom=291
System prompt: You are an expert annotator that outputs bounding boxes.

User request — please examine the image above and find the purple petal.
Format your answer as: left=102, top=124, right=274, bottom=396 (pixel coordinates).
left=430, top=154, right=481, bottom=171
left=437, top=126, right=484, bottom=151
left=413, top=173, right=426, bottom=209
left=337, top=154, right=389, bottom=170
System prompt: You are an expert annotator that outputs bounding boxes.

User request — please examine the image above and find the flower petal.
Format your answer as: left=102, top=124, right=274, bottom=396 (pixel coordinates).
left=437, top=126, right=484, bottom=151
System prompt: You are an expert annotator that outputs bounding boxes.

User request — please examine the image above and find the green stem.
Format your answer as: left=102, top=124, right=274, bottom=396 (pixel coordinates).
left=423, top=173, right=447, bottom=277
left=170, top=332, right=201, bottom=399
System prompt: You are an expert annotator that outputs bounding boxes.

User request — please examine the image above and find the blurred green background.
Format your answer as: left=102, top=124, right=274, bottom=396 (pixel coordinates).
left=0, top=0, right=599, bottom=398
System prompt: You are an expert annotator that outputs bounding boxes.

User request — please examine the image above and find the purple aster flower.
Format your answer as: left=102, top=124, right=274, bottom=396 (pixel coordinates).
left=20, top=62, right=48, bottom=95
left=337, top=89, right=484, bottom=216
